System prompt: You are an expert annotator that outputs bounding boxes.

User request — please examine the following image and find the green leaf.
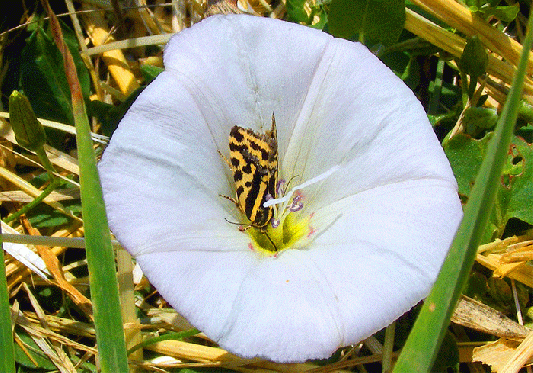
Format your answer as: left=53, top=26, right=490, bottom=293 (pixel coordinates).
left=400, top=56, right=421, bottom=90
left=287, top=0, right=310, bottom=23
left=380, top=50, right=409, bottom=77
left=480, top=4, right=520, bottom=22
left=445, top=133, right=533, bottom=237
left=328, top=0, right=405, bottom=45
left=500, top=136, right=533, bottom=227
left=458, top=36, right=488, bottom=81
left=458, top=36, right=488, bottom=99
left=27, top=205, right=72, bottom=228
left=20, top=21, right=90, bottom=129
left=444, top=133, right=490, bottom=197
left=309, top=6, right=328, bottom=30
left=21, top=27, right=73, bottom=126
left=14, top=330, right=56, bottom=370
left=431, top=332, right=459, bottom=373
left=462, top=107, right=498, bottom=132
left=464, top=271, right=488, bottom=299
left=517, top=101, right=533, bottom=128
left=88, top=86, right=145, bottom=137
left=140, top=64, right=163, bottom=83
left=464, top=0, right=481, bottom=7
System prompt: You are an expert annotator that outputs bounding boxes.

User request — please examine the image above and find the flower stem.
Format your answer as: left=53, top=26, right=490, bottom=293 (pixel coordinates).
left=34, top=147, right=57, bottom=178
left=4, top=177, right=61, bottom=223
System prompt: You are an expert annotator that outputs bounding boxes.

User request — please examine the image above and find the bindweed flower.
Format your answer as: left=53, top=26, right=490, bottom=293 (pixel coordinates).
left=99, top=15, right=463, bottom=363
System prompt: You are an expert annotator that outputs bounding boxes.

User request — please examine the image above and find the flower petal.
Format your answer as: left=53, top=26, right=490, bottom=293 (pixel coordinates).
left=308, top=178, right=463, bottom=342
left=99, top=71, right=248, bottom=255
left=279, top=37, right=456, bottom=215
left=162, top=15, right=333, bottom=150
left=137, top=249, right=344, bottom=362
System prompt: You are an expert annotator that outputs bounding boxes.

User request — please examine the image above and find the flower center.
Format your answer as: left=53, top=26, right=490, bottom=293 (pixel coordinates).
left=247, top=211, right=309, bottom=254
left=247, top=165, right=340, bottom=255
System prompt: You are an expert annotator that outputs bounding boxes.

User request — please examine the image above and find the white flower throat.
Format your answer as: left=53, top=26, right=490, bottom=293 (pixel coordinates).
left=223, top=116, right=338, bottom=254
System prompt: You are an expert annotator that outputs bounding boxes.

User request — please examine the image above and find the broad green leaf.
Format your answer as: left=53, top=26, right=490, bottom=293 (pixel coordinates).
left=14, top=331, right=56, bottom=370
left=458, top=36, right=488, bottom=81
left=21, top=28, right=73, bottom=126
left=445, top=133, right=533, bottom=234
left=20, top=21, right=90, bottom=129
left=464, top=271, right=489, bottom=299
left=467, top=272, right=528, bottom=319
left=500, top=136, right=533, bottom=226
left=444, top=133, right=489, bottom=197
left=88, top=86, right=144, bottom=137
left=27, top=205, right=72, bottom=228
left=431, top=332, right=459, bottom=372
left=328, top=0, right=405, bottom=45
left=400, top=56, right=421, bottom=90
left=380, top=51, right=410, bottom=78
left=462, top=107, right=498, bottom=132
left=286, top=0, right=310, bottom=23
left=480, top=4, right=520, bottom=22
left=464, top=0, right=481, bottom=7
left=428, top=113, right=451, bottom=127
left=518, top=101, right=533, bottom=128
left=309, top=5, right=328, bottom=29
left=468, top=0, right=519, bottom=22
left=140, top=64, right=163, bottom=83
left=458, top=36, right=488, bottom=98
left=487, top=277, right=512, bottom=305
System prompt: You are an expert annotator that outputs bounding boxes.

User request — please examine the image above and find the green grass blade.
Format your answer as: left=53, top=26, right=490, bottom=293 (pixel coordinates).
left=0, top=229, right=16, bottom=373
left=393, top=9, right=533, bottom=372
left=42, top=2, right=129, bottom=372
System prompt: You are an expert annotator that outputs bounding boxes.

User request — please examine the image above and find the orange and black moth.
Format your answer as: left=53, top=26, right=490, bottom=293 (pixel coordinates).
left=224, top=115, right=278, bottom=229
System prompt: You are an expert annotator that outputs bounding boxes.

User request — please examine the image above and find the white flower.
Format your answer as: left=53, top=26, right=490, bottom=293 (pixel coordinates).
left=98, top=15, right=462, bottom=363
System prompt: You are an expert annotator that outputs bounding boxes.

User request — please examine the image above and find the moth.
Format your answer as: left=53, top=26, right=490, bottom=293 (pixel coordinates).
left=222, top=115, right=278, bottom=229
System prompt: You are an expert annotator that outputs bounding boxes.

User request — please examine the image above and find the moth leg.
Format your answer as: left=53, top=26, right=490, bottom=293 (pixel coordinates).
left=239, top=224, right=252, bottom=232
left=259, top=227, right=277, bottom=251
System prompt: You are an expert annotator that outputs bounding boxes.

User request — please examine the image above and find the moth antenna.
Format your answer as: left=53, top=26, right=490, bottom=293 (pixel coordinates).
left=219, top=194, right=238, bottom=205
left=217, top=150, right=232, bottom=168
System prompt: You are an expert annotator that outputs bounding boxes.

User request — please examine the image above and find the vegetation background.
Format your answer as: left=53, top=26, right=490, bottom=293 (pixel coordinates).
left=1, top=0, right=533, bottom=372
